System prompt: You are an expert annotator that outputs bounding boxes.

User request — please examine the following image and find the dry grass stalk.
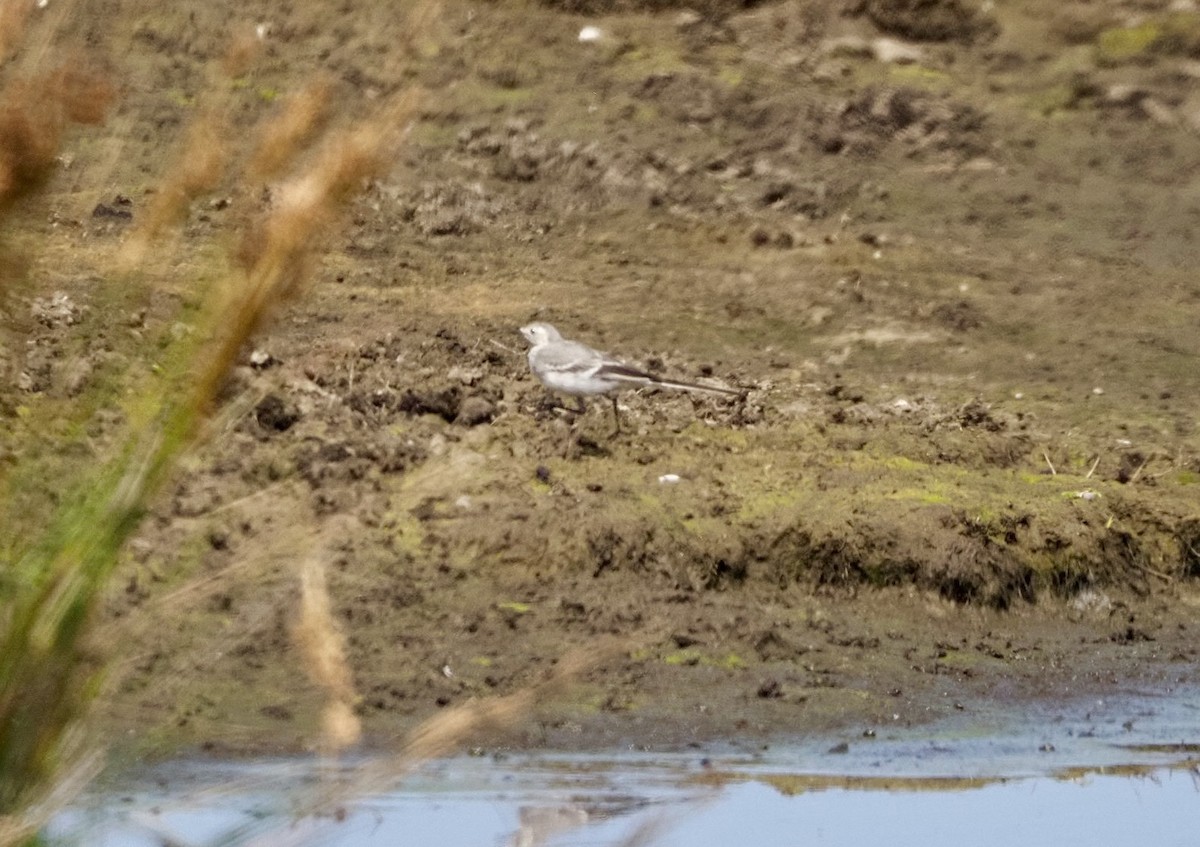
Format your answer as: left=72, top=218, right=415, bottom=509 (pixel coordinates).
left=0, top=106, right=388, bottom=815
left=2, top=0, right=73, bottom=76
left=0, top=55, right=390, bottom=830
left=0, top=0, right=33, bottom=64
left=247, top=123, right=385, bottom=268
left=295, top=557, right=362, bottom=754
left=273, top=640, right=621, bottom=827
left=403, top=690, right=539, bottom=764
left=0, top=62, right=114, bottom=213
left=0, top=247, right=31, bottom=384
left=118, top=109, right=229, bottom=267
left=392, top=0, right=445, bottom=60
left=401, top=651, right=592, bottom=761
left=117, top=31, right=261, bottom=268
left=0, top=57, right=119, bottom=818
left=246, top=77, right=334, bottom=181
left=2, top=0, right=444, bottom=826
left=0, top=750, right=101, bottom=847
left=221, top=26, right=263, bottom=80
left=393, top=642, right=617, bottom=776
left=199, top=123, right=390, bottom=427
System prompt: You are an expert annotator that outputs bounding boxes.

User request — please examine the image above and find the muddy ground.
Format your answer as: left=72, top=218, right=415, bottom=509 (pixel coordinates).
left=4, top=0, right=1200, bottom=757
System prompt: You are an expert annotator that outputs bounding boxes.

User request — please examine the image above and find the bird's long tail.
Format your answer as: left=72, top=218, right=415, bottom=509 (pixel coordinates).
left=595, top=363, right=741, bottom=396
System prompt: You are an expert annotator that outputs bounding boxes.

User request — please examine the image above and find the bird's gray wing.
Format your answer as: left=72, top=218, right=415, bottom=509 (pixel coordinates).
left=532, top=340, right=608, bottom=374
left=592, top=360, right=656, bottom=383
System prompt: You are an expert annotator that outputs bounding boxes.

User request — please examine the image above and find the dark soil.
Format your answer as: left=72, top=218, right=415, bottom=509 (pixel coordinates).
left=3, top=0, right=1200, bottom=756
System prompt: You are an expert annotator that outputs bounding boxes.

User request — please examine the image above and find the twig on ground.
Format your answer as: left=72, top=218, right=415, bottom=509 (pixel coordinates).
left=1127, top=456, right=1150, bottom=484
left=1133, top=561, right=1174, bottom=583
left=489, top=338, right=520, bottom=356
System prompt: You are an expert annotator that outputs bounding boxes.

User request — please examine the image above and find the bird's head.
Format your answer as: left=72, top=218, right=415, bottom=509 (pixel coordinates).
left=519, top=322, right=561, bottom=346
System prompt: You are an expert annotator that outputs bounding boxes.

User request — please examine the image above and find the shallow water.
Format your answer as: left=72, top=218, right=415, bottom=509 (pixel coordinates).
left=48, top=691, right=1200, bottom=846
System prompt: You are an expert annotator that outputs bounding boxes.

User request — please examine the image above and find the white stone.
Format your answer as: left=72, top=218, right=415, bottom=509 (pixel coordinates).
left=872, top=38, right=923, bottom=65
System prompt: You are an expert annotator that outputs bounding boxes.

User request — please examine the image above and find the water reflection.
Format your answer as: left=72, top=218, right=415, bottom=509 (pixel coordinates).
left=47, top=741, right=1200, bottom=847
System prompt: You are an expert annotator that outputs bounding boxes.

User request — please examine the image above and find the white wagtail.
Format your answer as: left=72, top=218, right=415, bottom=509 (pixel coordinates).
left=519, top=322, right=740, bottom=434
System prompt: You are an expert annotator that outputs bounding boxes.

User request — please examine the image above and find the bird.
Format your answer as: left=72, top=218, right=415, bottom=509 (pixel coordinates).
left=519, top=322, right=740, bottom=434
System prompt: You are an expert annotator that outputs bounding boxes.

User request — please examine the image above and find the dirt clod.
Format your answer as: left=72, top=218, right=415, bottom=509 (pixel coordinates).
left=862, top=0, right=997, bottom=44
left=254, top=394, right=300, bottom=432
left=455, top=395, right=495, bottom=427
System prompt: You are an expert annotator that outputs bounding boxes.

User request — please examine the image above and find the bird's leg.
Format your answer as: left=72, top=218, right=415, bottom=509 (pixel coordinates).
left=553, top=397, right=586, bottom=459
left=609, top=395, right=621, bottom=437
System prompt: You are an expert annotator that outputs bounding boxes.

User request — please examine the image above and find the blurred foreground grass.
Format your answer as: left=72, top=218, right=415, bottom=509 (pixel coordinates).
left=0, top=6, right=421, bottom=840
left=3, top=3, right=610, bottom=840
